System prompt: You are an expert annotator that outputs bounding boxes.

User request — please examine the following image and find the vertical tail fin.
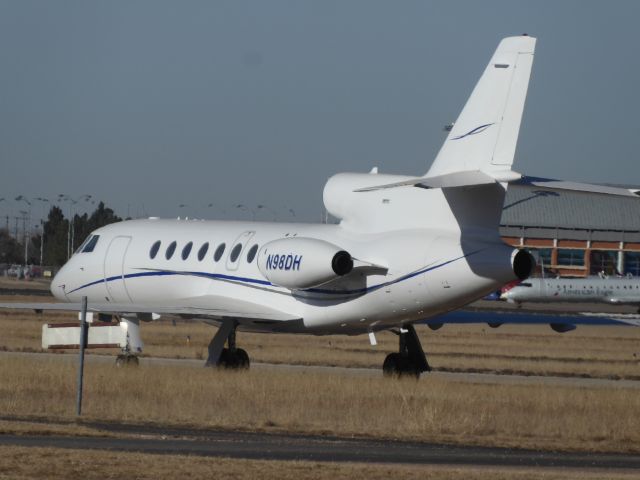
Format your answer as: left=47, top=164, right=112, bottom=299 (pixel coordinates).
left=427, top=36, right=536, bottom=177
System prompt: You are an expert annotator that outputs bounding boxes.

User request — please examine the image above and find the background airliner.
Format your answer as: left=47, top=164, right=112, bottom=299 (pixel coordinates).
left=2, top=35, right=639, bottom=377
left=503, top=276, right=640, bottom=310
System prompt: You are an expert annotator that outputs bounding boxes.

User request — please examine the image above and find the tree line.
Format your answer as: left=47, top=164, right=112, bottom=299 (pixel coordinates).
left=0, top=202, right=122, bottom=266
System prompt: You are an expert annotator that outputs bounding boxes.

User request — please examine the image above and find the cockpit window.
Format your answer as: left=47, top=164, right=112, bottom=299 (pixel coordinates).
left=80, top=235, right=100, bottom=253
left=520, top=282, right=533, bottom=287
left=75, top=235, right=92, bottom=253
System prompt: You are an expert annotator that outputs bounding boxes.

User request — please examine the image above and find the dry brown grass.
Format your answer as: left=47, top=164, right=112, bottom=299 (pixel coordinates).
left=1, top=356, right=639, bottom=453
left=2, top=292, right=640, bottom=379
left=2, top=446, right=636, bottom=480
left=0, top=276, right=51, bottom=290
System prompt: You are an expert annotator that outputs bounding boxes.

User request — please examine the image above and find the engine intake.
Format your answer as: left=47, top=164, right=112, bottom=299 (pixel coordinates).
left=512, top=249, right=535, bottom=280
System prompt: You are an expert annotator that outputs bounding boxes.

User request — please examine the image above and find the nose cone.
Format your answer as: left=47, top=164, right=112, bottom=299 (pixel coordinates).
left=501, top=289, right=516, bottom=303
left=50, top=264, right=69, bottom=301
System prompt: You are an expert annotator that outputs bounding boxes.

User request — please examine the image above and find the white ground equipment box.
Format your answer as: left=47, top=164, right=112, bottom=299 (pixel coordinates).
left=42, top=313, right=143, bottom=351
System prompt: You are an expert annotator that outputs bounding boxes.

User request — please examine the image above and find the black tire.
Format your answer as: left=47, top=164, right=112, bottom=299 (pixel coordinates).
left=218, top=348, right=233, bottom=368
left=235, top=348, right=250, bottom=369
left=126, top=355, right=139, bottom=366
left=383, top=353, right=420, bottom=378
left=383, top=353, right=402, bottom=377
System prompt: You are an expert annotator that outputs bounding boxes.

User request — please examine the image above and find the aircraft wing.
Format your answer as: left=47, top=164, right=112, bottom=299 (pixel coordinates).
left=608, top=297, right=640, bottom=305
left=424, top=308, right=640, bottom=331
left=0, top=299, right=300, bottom=322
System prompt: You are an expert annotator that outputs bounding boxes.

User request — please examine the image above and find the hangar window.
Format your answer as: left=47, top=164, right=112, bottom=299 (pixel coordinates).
left=81, top=235, right=100, bottom=253
left=590, top=250, right=617, bottom=276
left=214, top=243, right=226, bottom=262
left=624, top=252, right=640, bottom=276
left=182, top=242, right=193, bottom=260
left=557, top=249, right=584, bottom=267
left=166, top=241, right=177, bottom=260
left=198, top=242, right=209, bottom=261
left=149, top=240, right=161, bottom=259
left=534, top=248, right=552, bottom=268
left=230, top=243, right=243, bottom=262
left=246, top=244, right=259, bottom=263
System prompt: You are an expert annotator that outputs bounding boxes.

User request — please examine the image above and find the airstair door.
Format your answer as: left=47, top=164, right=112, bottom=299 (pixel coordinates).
left=104, top=236, right=133, bottom=303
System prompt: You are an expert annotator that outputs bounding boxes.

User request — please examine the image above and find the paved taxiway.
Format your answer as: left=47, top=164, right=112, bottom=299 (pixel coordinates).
left=1, top=421, right=640, bottom=470
left=3, top=350, right=640, bottom=390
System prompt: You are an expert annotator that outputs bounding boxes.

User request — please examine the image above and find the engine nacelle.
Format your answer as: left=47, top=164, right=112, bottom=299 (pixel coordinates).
left=257, top=237, right=353, bottom=290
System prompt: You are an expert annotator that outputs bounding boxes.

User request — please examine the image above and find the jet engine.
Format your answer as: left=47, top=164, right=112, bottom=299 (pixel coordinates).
left=257, top=237, right=353, bottom=289
left=511, top=249, right=536, bottom=280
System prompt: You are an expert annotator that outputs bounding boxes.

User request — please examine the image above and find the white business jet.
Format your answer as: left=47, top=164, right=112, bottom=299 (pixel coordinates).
left=3, top=36, right=638, bottom=376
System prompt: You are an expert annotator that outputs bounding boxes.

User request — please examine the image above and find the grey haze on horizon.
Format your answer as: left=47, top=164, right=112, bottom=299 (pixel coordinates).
left=1, top=0, right=639, bottom=225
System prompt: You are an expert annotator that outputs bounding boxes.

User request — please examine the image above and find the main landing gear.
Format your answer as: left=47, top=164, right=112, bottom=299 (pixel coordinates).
left=382, top=325, right=431, bottom=378
left=205, top=320, right=250, bottom=370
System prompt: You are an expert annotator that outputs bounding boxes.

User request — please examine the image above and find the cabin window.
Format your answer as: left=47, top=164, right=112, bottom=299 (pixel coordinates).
left=246, top=244, right=259, bottom=263
left=150, top=240, right=161, bottom=259
left=166, top=241, right=177, bottom=260
left=229, top=243, right=242, bottom=262
left=182, top=242, right=193, bottom=260
left=81, top=235, right=100, bottom=253
left=197, top=242, right=209, bottom=261
left=214, top=243, right=226, bottom=262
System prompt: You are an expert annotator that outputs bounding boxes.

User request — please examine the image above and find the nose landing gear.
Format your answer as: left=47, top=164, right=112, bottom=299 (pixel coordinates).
left=382, top=324, right=430, bottom=378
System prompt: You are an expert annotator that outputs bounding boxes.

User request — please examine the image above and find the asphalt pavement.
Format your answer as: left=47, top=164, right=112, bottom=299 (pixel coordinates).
left=1, top=423, right=640, bottom=470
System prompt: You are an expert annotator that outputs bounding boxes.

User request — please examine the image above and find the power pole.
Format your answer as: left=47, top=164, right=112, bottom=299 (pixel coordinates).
left=40, top=221, right=44, bottom=266
left=23, top=215, right=28, bottom=266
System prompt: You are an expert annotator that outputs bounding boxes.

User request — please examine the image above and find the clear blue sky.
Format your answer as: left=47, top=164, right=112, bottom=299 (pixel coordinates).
left=1, top=0, right=639, bottom=225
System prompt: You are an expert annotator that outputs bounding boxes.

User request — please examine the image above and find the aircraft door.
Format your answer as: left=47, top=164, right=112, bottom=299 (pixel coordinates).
left=104, top=236, right=133, bottom=303
left=226, top=231, right=255, bottom=271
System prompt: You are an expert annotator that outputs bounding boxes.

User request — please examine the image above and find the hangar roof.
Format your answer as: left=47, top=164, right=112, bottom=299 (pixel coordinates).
left=500, top=184, right=640, bottom=238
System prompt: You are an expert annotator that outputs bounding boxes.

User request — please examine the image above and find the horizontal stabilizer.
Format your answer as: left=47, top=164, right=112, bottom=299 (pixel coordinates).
left=515, top=176, right=640, bottom=198
left=355, top=171, right=640, bottom=199
left=354, top=170, right=497, bottom=192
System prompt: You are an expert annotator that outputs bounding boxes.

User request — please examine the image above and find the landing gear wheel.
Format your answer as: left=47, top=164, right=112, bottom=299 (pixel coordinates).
left=383, top=353, right=402, bottom=377
left=235, top=348, right=250, bottom=369
left=115, top=354, right=139, bottom=367
left=383, top=353, right=419, bottom=378
left=217, top=348, right=250, bottom=369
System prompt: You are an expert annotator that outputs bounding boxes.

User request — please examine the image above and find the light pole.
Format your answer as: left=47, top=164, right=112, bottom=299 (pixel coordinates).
left=15, top=196, right=32, bottom=265
left=0, top=198, right=7, bottom=232
left=59, top=194, right=92, bottom=259
left=19, top=210, right=28, bottom=266
left=35, top=198, right=49, bottom=266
